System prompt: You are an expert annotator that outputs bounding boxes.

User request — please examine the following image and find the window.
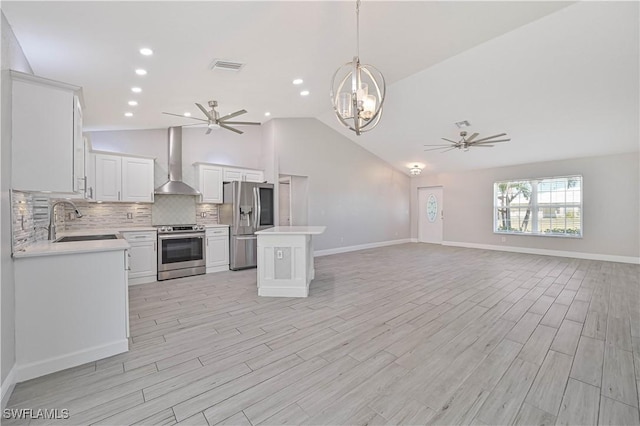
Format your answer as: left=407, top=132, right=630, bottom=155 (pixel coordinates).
left=494, top=175, right=582, bottom=237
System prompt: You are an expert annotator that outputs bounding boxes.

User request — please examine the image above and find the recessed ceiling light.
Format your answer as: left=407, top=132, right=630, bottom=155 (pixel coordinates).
left=128, top=100, right=138, bottom=106
left=292, top=79, right=303, bottom=85
left=183, top=112, right=191, bottom=117
left=264, top=112, right=271, bottom=117
left=139, top=48, right=153, bottom=56
left=135, top=69, right=147, bottom=76
left=300, top=90, right=310, bottom=96
left=131, top=87, right=142, bottom=93
left=124, top=112, right=133, bottom=117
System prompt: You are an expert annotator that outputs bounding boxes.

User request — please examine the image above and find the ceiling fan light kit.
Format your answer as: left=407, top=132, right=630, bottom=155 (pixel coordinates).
left=424, top=130, right=511, bottom=153
left=331, top=0, right=386, bottom=136
left=163, top=100, right=260, bottom=135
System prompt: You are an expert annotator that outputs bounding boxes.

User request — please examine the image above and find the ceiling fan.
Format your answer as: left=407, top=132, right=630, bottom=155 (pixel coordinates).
left=163, top=100, right=260, bottom=135
left=424, top=131, right=511, bottom=152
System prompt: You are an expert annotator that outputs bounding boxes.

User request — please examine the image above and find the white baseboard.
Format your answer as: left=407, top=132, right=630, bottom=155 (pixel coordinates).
left=14, top=339, right=129, bottom=383
left=315, top=238, right=412, bottom=257
left=1, top=365, right=17, bottom=409
left=128, top=275, right=157, bottom=286
left=258, top=285, right=309, bottom=298
left=410, top=238, right=418, bottom=243
left=441, top=241, right=640, bottom=264
left=206, top=265, right=230, bottom=274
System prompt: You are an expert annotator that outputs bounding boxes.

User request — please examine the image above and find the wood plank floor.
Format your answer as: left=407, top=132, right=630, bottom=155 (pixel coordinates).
left=6, top=243, right=640, bottom=425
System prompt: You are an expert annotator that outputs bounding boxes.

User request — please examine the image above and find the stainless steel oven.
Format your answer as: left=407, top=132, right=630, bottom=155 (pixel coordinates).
left=157, top=225, right=206, bottom=280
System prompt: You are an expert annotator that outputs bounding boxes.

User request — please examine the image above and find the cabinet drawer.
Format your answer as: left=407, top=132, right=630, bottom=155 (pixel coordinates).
left=206, top=227, right=229, bottom=236
left=122, top=231, right=156, bottom=242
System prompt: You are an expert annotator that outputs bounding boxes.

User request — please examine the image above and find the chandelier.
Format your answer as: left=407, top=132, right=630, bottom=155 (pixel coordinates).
left=331, top=0, right=386, bottom=136
left=409, top=165, right=422, bottom=176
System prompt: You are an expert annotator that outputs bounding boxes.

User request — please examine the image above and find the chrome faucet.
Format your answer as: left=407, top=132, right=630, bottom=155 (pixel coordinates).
left=48, top=200, right=83, bottom=240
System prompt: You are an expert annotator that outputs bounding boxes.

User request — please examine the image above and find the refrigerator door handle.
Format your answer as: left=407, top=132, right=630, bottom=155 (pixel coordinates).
left=256, top=187, right=262, bottom=229
left=235, top=181, right=241, bottom=234
left=253, top=186, right=259, bottom=230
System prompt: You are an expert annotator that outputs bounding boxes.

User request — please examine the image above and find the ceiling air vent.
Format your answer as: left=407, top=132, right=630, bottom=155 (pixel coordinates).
left=210, top=59, right=245, bottom=72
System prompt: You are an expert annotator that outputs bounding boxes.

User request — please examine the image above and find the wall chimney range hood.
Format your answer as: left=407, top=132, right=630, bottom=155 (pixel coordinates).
left=154, top=127, right=200, bottom=196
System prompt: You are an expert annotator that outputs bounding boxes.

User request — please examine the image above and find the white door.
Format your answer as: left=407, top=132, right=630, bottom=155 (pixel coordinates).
left=418, top=187, right=443, bottom=244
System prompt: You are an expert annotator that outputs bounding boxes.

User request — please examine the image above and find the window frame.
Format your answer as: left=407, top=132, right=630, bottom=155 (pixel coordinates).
left=493, top=175, right=583, bottom=238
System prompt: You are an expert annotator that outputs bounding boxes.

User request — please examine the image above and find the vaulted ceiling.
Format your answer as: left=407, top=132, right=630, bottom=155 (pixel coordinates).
left=3, top=1, right=638, bottom=174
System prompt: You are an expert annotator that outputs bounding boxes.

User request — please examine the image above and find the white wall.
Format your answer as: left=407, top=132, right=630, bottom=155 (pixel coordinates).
left=89, top=124, right=264, bottom=188
left=1, top=10, right=33, bottom=406
left=272, top=118, right=411, bottom=251
left=411, top=152, right=640, bottom=261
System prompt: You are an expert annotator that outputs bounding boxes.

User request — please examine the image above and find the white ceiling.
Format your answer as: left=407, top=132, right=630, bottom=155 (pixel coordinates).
left=3, top=1, right=638, bottom=174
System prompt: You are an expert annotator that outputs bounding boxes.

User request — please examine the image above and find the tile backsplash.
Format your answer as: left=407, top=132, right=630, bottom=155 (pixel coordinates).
left=11, top=190, right=220, bottom=252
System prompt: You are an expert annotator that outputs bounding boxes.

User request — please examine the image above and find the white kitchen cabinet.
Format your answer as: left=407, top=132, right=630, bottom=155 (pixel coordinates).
left=223, top=167, right=264, bottom=183
left=94, top=153, right=154, bottom=202
left=11, top=71, right=84, bottom=193
left=194, top=163, right=223, bottom=204
left=14, top=248, right=129, bottom=381
left=122, top=231, right=157, bottom=285
left=206, top=226, right=229, bottom=273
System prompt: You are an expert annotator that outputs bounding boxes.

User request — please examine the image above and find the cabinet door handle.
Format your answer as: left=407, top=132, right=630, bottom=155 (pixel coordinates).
left=153, top=241, right=156, bottom=251
left=118, top=191, right=121, bottom=201
left=206, top=238, right=209, bottom=246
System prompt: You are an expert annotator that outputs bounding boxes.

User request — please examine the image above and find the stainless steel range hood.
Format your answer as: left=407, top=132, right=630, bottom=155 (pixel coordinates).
left=154, top=127, right=200, bottom=196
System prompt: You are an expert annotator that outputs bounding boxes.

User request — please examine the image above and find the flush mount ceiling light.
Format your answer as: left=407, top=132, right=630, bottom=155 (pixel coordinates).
left=409, top=165, right=423, bottom=176
left=331, top=0, right=386, bottom=136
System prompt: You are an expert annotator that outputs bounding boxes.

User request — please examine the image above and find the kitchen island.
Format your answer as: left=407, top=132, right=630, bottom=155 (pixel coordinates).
left=255, top=226, right=326, bottom=297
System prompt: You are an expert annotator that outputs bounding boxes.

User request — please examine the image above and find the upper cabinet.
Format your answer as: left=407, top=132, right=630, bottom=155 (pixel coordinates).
left=194, top=163, right=223, bottom=204
left=223, top=167, right=264, bottom=183
left=11, top=71, right=84, bottom=193
left=94, top=153, right=154, bottom=202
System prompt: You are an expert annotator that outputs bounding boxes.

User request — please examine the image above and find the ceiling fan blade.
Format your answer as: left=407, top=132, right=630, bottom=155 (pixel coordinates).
left=222, top=121, right=261, bottom=126
left=181, top=123, right=206, bottom=127
left=441, top=147, right=459, bottom=153
left=423, top=144, right=453, bottom=147
left=441, top=138, right=458, bottom=144
left=219, top=109, right=247, bottom=121
left=196, top=103, right=214, bottom=121
left=205, top=128, right=212, bottom=135
left=162, top=112, right=208, bottom=122
left=471, top=145, right=494, bottom=147
left=472, top=133, right=507, bottom=143
left=473, top=139, right=510, bottom=144
left=219, top=123, right=243, bottom=135
left=465, top=132, right=479, bottom=143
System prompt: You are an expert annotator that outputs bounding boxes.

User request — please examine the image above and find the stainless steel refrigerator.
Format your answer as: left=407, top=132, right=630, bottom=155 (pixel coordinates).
left=219, top=181, right=274, bottom=270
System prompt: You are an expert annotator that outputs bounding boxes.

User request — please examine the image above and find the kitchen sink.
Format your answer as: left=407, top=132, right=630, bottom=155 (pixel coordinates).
left=54, top=234, right=119, bottom=243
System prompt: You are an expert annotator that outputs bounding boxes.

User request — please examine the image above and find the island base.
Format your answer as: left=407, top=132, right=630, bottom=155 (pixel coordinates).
left=256, top=231, right=320, bottom=298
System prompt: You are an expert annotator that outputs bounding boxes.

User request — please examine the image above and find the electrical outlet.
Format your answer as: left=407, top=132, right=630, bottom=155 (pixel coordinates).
left=201, top=212, right=207, bottom=218
left=276, top=250, right=283, bottom=259
left=127, top=213, right=133, bottom=219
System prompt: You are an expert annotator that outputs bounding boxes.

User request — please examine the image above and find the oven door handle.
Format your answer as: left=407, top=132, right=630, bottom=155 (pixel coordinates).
left=158, top=233, right=205, bottom=240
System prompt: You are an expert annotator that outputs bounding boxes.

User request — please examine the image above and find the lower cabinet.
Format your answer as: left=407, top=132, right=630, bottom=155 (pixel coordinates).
left=206, top=227, right=229, bottom=273
left=122, top=231, right=157, bottom=285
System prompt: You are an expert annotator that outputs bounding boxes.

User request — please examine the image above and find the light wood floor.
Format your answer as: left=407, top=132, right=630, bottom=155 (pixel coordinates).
left=6, top=244, right=640, bottom=425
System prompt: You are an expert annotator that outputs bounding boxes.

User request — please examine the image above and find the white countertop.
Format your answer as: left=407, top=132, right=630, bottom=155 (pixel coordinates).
left=255, top=226, right=326, bottom=235
left=205, top=224, right=229, bottom=228
left=13, top=238, right=130, bottom=259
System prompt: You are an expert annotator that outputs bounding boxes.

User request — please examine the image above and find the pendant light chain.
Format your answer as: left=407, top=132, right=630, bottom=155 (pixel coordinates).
left=356, top=0, right=360, bottom=59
